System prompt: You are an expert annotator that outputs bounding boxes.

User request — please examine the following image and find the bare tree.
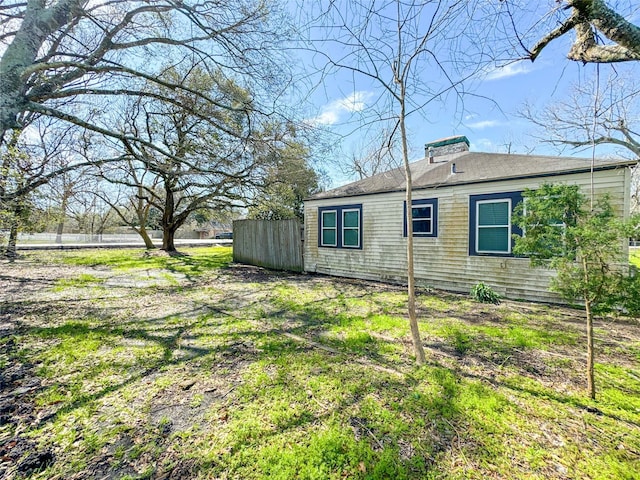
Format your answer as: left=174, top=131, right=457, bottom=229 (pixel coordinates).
left=522, top=73, right=640, bottom=155
left=520, top=72, right=640, bottom=212
left=46, top=165, right=97, bottom=243
left=0, top=119, right=101, bottom=255
left=342, top=127, right=401, bottom=180
left=499, top=1, right=640, bottom=63
left=306, top=0, right=492, bottom=364
left=0, top=0, right=290, bottom=170
left=62, top=177, right=117, bottom=240
left=96, top=160, right=161, bottom=249
left=1, top=1, right=305, bottom=253
left=106, top=66, right=288, bottom=252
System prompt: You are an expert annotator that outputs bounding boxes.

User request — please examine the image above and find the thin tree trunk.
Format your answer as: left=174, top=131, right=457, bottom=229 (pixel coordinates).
left=55, top=194, right=68, bottom=244
left=399, top=90, right=426, bottom=365
left=55, top=220, right=64, bottom=244
left=581, top=253, right=596, bottom=400
left=585, top=298, right=596, bottom=400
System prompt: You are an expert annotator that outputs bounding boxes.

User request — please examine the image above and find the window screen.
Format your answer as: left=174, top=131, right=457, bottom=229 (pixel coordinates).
left=321, top=210, right=337, bottom=246
left=477, top=200, right=511, bottom=253
left=342, top=209, right=360, bottom=247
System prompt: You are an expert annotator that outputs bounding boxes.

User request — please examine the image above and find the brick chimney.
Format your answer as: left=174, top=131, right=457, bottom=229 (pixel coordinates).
left=425, top=136, right=469, bottom=163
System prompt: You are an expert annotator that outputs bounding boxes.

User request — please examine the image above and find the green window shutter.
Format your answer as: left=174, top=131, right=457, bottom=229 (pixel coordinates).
left=323, top=211, right=336, bottom=227
left=342, top=209, right=360, bottom=247
left=478, top=202, right=509, bottom=225
left=322, top=229, right=337, bottom=245
left=477, top=200, right=510, bottom=253
left=343, top=211, right=359, bottom=227
left=478, top=227, right=509, bottom=252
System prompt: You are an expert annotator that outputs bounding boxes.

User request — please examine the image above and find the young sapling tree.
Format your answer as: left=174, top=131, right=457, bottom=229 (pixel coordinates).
left=513, top=183, right=640, bottom=399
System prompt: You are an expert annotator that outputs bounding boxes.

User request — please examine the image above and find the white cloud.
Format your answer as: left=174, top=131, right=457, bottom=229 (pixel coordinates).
left=471, top=138, right=496, bottom=152
left=312, top=110, right=340, bottom=126
left=309, top=91, right=373, bottom=125
left=337, top=91, right=370, bottom=112
left=484, top=62, right=532, bottom=81
left=466, top=120, right=500, bottom=129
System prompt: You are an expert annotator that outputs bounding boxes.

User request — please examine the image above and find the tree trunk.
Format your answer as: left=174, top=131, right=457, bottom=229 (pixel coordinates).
left=399, top=90, right=426, bottom=365
left=585, top=298, right=596, bottom=400
left=161, top=182, right=178, bottom=252
left=162, top=227, right=177, bottom=252
left=5, top=215, right=18, bottom=258
left=0, top=0, right=85, bottom=134
left=136, top=226, right=156, bottom=250
left=55, top=219, right=64, bottom=244
left=55, top=194, right=68, bottom=244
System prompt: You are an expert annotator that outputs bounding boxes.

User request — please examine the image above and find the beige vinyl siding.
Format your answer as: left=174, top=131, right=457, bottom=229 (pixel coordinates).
left=304, top=167, right=631, bottom=303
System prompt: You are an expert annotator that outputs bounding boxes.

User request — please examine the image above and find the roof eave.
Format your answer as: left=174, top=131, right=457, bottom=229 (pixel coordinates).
left=304, top=161, right=637, bottom=202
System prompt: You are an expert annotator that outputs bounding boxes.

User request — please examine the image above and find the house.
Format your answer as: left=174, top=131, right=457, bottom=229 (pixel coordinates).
left=303, top=136, right=637, bottom=302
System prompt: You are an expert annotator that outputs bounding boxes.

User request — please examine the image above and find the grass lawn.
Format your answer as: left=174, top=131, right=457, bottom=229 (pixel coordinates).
left=1, top=246, right=639, bottom=479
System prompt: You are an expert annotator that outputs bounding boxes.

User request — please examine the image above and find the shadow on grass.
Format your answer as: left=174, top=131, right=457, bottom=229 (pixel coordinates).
left=16, top=294, right=467, bottom=478
left=7, top=262, right=638, bottom=478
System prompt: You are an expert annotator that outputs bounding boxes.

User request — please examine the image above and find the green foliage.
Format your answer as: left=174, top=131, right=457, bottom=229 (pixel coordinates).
left=470, top=281, right=501, bottom=304
left=247, top=139, right=320, bottom=222
left=0, top=138, right=41, bottom=248
left=512, top=183, right=581, bottom=266
left=513, top=184, right=640, bottom=316
left=442, top=325, right=473, bottom=354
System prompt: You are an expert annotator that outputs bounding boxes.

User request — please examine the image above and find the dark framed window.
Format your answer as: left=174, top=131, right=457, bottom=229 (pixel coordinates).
left=403, top=198, right=438, bottom=237
left=318, top=204, right=363, bottom=249
left=469, top=192, right=522, bottom=256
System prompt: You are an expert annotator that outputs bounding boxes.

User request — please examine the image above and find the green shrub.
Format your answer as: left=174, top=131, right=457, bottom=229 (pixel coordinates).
left=471, top=282, right=500, bottom=304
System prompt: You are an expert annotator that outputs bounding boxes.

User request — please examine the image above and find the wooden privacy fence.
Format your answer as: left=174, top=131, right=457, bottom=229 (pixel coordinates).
left=233, top=219, right=304, bottom=272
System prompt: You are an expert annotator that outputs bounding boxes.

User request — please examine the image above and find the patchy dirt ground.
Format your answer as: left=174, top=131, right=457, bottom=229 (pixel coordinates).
left=1, top=250, right=639, bottom=479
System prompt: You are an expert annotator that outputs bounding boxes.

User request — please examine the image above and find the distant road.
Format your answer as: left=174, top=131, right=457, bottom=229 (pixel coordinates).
left=15, top=239, right=231, bottom=251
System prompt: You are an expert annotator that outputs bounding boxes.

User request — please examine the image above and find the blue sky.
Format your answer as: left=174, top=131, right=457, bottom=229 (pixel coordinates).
left=296, top=2, right=640, bottom=187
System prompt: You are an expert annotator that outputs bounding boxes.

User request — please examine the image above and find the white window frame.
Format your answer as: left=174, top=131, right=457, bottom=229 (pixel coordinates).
left=412, top=204, right=433, bottom=235
left=341, top=208, right=361, bottom=248
left=320, top=210, right=338, bottom=247
left=476, top=198, right=512, bottom=254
